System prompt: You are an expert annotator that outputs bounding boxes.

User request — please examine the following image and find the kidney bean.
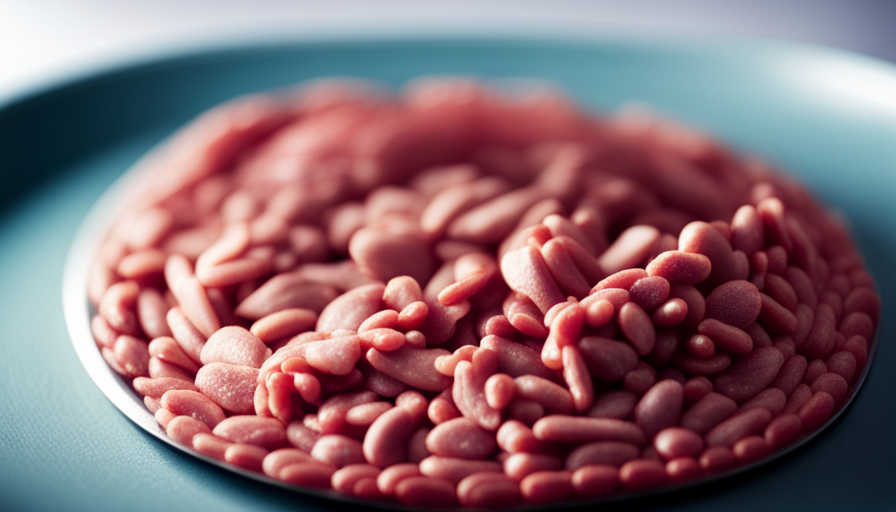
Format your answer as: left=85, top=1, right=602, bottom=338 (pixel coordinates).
left=519, top=470, right=573, bottom=503
left=619, top=459, right=666, bottom=490
left=740, top=388, right=787, bottom=416
left=533, top=416, right=646, bottom=445
left=213, top=416, right=286, bottom=449
left=665, top=456, right=701, bottom=483
left=311, top=435, right=365, bottom=468
left=669, top=283, right=706, bottom=328
left=765, top=414, right=802, bottom=449
left=681, top=392, right=738, bottom=435
left=279, top=463, right=337, bottom=488
left=811, top=373, right=848, bottom=406
left=457, top=472, right=522, bottom=508
left=634, top=380, right=684, bottom=438
left=705, top=408, right=772, bottom=448
left=645, top=250, right=712, bottom=285
left=566, top=441, right=640, bottom=470
left=571, top=465, right=619, bottom=497
left=802, top=359, right=828, bottom=386
left=200, top=326, right=270, bottom=369
left=502, top=453, right=561, bottom=481
left=577, top=336, right=638, bottom=382
left=599, top=225, right=661, bottom=275
left=618, top=302, right=656, bottom=356
left=194, top=363, right=258, bottom=414
left=654, top=427, right=704, bottom=460
left=363, top=406, right=417, bottom=468
left=419, top=456, right=502, bottom=485
left=426, top=418, right=497, bottom=459
left=704, top=280, right=762, bottom=329
left=623, top=362, right=658, bottom=395
left=698, top=319, right=753, bottom=355
left=712, top=347, right=785, bottom=402
left=453, top=353, right=503, bottom=431
left=235, top=273, right=339, bottom=319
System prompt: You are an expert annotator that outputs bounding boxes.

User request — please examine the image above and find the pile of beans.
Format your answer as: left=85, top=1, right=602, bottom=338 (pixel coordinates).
left=88, top=79, right=880, bottom=507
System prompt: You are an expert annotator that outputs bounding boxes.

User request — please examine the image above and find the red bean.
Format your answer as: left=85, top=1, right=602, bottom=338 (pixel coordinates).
left=532, top=416, right=646, bottom=445
left=765, top=414, right=802, bottom=449
left=680, top=392, right=738, bottom=435
left=456, top=472, right=522, bottom=508
left=619, top=459, right=666, bottom=490
left=645, top=250, right=712, bottom=285
left=571, top=465, right=619, bottom=497
left=705, top=408, right=772, bottom=448
left=618, top=302, right=656, bottom=356
left=712, top=347, right=785, bottom=402
left=520, top=470, right=573, bottom=503
left=419, top=456, right=502, bottom=484
left=634, top=380, right=684, bottom=438
left=704, top=280, right=762, bottom=329
left=426, top=418, right=497, bottom=459
left=654, top=427, right=704, bottom=460
left=566, top=441, right=640, bottom=470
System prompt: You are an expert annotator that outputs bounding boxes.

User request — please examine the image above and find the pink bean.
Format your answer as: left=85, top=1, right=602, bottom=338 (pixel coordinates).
left=740, top=388, right=787, bottom=416
left=732, top=435, right=771, bottom=463
left=571, top=465, right=619, bottom=497
left=148, top=336, right=200, bottom=373
left=619, top=459, right=665, bottom=490
left=279, top=463, right=337, bottom=488
left=520, top=470, right=573, bottom=503
left=456, top=472, right=522, bottom=508
left=201, top=326, right=271, bottom=368
left=311, top=435, right=365, bottom=468
left=654, top=427, right=704, bottom=460
left=645, top=250, right=712, bottom=285
left=161, top=389, right=226, bottom=429
left=480, top=335, right=554, bottom=380
left=705, top=408, right=772, bottom=448
left=811, top=373, right=848, bottom=406
left=367, top=345, right=452, bottom=392
left=213, top=416, right=286, bottom=449
left=698, top=446, right=734, bottom=473
left=532, top=415, right=646, bottom=445
left=730, top=204, right=764, bottom=254
left=500, top=245, right=566, bottom=314
left=166, top=415, right=212, bottom=446
left=250, top=308, right=318, bottom=343
left=665, top=456, right=701, bottom=483
left=598, top=225, right=660, bottom=275
left=331, top=463, right=382, bottom=494
left=376, top=462, right=421, bottom=496
left=363, top=406, right=417, bottom=467
left=346, top=402, right=393, bottom=426
left=263, top=448, right=316, bottom=478
left=225, top=443, right=268, bottom=472
left=504, top=453, right=563, bottom=480
left=485, top=373, right=515, bottom=410
left=712, top=347, right=785, bottom=402
left=566, top=441, right=640, bottom=470
left=698, top=319, right=753, bottom=355
left=634, top=380, right=684, bottom=438
left=113, top=335, right=150, bottom=377
left=618, top=302, right=656, bottom=356
left=704, top=280, right=762, bottom=329
left=587, top=389, right=639, bottom=420
left=514, top=376, right=575, bottom=415
left=765, top=413, right=802, bottom=449
left=195, top=362, right=258, bottom=414
left=680, top=392, right=738, bottom=435
left=419, top=456, right=503, bottom=484
left=426, top=417, right=497, bottom=459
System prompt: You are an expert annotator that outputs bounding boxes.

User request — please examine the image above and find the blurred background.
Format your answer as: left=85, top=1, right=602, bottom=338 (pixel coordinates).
left=2, top=0, right=896, bottom=100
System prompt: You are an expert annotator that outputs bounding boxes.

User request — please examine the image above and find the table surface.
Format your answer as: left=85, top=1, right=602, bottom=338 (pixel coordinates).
left=1, top=35, right=895, bottom=512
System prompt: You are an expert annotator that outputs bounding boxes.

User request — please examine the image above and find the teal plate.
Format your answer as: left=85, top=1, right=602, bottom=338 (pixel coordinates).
left=1, top=35, right=895, bottom=512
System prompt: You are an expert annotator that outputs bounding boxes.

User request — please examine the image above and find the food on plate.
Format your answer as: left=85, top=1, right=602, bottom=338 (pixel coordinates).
left=88, top=78, right=879, bottom=507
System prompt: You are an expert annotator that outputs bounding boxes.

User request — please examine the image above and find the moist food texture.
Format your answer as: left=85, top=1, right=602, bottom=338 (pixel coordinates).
left=88, top=78, right=881, bottom=507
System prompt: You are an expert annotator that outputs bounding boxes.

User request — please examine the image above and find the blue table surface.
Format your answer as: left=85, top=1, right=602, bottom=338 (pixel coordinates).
left=1, top=36, right=894, bottom=511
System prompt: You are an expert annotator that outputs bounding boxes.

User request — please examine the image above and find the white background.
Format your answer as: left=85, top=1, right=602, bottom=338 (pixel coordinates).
left=1, top=0, right=895, bottom=100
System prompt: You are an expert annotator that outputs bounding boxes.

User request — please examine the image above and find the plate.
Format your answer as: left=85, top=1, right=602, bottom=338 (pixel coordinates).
left=35, top=34, right=895, bottom=511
